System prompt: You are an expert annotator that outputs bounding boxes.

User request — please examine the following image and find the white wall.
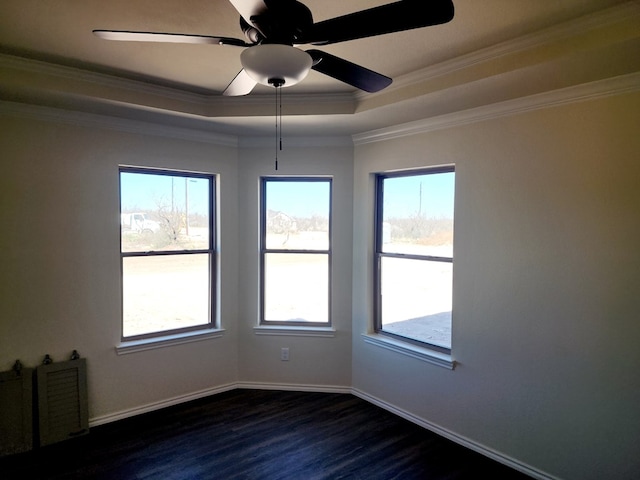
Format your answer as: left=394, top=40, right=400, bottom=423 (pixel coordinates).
left=0, top=118, right=355, bottom=416
left=2, top=91, right=638, bottom=480
left=352, top=91, right=640, bottom=480
left=236, top=141, right=353, bottom=389
left=0, top=116, right=240, bottom=419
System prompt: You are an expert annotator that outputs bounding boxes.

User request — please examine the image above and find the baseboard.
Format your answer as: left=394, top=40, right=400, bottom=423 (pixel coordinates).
left=88, top=383, right=237, bottom=427
left=351, top=388, right=560, bottom=480
left=89, top=382, right=558, bottom=480
left=88, top=382, right=350, bottom=427
left=236, top=381, right=351, bottom=394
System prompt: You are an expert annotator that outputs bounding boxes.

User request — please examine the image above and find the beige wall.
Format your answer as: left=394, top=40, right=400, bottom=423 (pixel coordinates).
left=236, top=142, right=353, bottom=389
left=1, top=88, right=639, bottom=480
left=0, top=121, right=355, bottom=414
left=0, top=117, right=240, bottom=418
left=352, top=91, right=640, bottom=480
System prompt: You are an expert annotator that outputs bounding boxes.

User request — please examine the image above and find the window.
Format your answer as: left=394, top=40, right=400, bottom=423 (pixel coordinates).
left=120, top=167, right=215, bottom=340
left=260, top=177, right=331, bottom=325
left=375, top=167, right=455, bottom=352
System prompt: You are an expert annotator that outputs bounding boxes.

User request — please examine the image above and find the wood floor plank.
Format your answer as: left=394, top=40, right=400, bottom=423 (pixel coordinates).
left=0, top=389, right=532, bottom=479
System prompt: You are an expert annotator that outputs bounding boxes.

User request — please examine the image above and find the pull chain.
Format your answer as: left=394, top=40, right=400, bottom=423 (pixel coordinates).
left=270, top=79, right=284, bottom=171
left=279, top=85, right=283, bottom=153
left=275, top=84, right=278, bottom=170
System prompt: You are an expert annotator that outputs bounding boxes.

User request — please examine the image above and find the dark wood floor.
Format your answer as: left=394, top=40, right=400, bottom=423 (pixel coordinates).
left=1, top=389, right=532, bottom=479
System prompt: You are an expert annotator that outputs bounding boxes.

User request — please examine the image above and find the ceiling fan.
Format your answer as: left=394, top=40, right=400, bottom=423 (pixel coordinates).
left=93, top=0, right=454, bottom=96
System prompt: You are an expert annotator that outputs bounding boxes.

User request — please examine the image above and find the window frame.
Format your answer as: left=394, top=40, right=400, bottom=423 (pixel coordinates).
left=119, top=166, right=217, bottom=342
left=259, top=176, right=332, bottom=327
left=374, top=166, right=455, bottom=354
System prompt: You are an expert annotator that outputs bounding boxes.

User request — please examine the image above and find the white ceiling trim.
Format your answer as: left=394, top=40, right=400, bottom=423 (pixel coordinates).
left=357, top=2, right=639, bottom=101
left=0, top=100, right=238, bottom=147
left=3, top=71, right=637, bottom=148
left=1, top=3, right=636, bottom=120
left=0, top=52, right=355, bottom=110
left=239, top=136, right=353, bottom=148
left=0, top=53, right=206, bottom=105
left=352, top=72, right=640, bottom=145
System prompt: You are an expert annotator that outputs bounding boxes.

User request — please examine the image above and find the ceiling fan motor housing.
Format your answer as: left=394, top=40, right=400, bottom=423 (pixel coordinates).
left=241, top=1, right=314, bottom=45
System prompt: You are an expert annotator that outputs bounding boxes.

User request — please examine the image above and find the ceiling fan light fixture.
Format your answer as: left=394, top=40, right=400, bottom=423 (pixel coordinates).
left=241, top=44, right=312, bottom=88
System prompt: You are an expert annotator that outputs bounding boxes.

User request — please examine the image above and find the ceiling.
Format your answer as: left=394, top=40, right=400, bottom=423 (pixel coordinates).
left=0, top=0, right=638, bottom=137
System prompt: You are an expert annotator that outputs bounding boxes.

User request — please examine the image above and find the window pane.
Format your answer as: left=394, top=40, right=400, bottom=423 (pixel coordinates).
left=382, top=172, right=454, bottom=257
left=265, top=181, right=330, bottom=250
left=264, top=253, right=328, bottom=322
left=122, top=254, right=210, bottom=337
left=380, top=256, right=452, bottom=349
left=121, top=172, right=210, bottom=253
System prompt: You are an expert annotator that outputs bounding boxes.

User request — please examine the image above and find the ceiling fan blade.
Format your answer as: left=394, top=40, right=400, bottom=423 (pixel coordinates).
left=307, top=50, right=392, bottom=93
left=301, top=0, right=454, bottom=45
left=223, top=69, right=258, bottom=96
left=93, top=30, right=249, bottom=46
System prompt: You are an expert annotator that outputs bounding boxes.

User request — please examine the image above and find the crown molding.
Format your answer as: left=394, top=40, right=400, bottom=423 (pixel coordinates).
left=239, top=135, right=353, bottom=148
left=357, top=2, right=640, bottom=102
left=0, top=53, right=207, bottom=105
left=1, top=2, right=636, bottom=122
left=0, top=99, right=352, bottom=147
left=1, top=2, right=637, bottom=140
left=0, top=100, right=238, bottom=147
left=4, top=3, right=634, bottom=115
left=3, top=71, right=637, bottom=148
left=216, top=91, right=354, bottom=108
left=0, top=52, right=356, bottom=115
left=352, top=72, right=640, bottom=145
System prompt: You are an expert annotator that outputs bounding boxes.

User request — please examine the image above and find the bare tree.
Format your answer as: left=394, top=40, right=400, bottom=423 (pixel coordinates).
left=154, top=195, right=185, bottom=244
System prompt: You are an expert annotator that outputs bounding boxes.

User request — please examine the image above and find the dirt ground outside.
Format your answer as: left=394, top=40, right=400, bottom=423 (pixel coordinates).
left=122, top=254, right=210, bottom=337
left=380, top=254, right=452, bottom=349
left=121, top=231, right=330, bottom=336
left=121, top=231, right=451, bottom=346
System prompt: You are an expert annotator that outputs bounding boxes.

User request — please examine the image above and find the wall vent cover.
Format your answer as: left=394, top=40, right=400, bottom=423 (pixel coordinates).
left=0, top=365, right=33, bottom=456
left=36, top=358, right=88, bottom=446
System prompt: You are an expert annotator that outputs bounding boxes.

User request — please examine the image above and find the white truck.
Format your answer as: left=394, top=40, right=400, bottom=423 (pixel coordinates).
left=121, top=212, right=161, bottom=233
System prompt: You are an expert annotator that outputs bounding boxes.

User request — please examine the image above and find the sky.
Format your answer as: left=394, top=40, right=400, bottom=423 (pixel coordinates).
left=383, top=171, right=455, bottom=219
left=120, top=171, right=210, bottom=215
left=120, top=171, right=454, bottom=220
left=266, top=180, right=331, bottom=218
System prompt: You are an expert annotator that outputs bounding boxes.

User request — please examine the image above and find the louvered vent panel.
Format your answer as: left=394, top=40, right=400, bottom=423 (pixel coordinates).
left=37, top=359, right=89, bottom=446
left=46, top=369, right=82, bottom=432
left=0, top=367, right=33, bottom=456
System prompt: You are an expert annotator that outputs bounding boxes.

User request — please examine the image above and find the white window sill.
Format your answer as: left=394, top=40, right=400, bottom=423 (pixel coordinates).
left=254, top=325, right=336, bottom=338
left=362, top=333, right=456, bottom=370
left=116, top=329, right=225, bottom=355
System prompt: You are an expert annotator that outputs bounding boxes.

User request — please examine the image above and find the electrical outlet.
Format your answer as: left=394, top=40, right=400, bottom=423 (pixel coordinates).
left=280, top=347, right=289, bottom=361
